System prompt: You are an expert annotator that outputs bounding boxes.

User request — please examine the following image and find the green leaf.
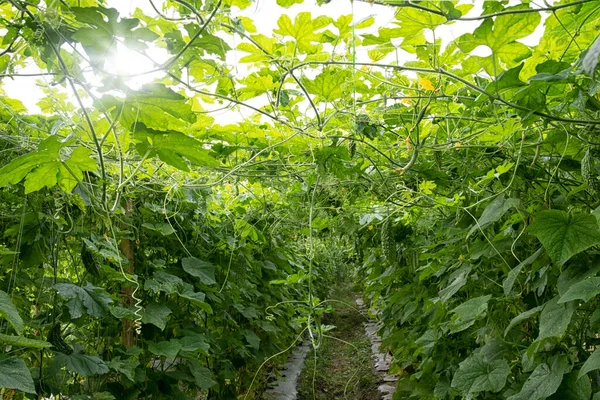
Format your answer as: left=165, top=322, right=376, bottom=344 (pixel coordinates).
left=144, top=271, right=184, bottom=295
left=0, top=290, right=23, bottom=335
left=549, top=371, right=591, bottom=400
left=141, top=222, right=176, bottom=236
left=180, top=334, right=210, bottom=354
left=54, top=282, right=113, bottom=319
left=178, top=283, right=210, bottom=311
left=392, top=6, right=445, bottom=52
left=276, top=0, right=303, bottom=7
left=107, top=356, right=139, bottom=382
left=504, top=305, right=543, bottom=337
left=72, top=7, right=157, bottom=63
left=0, top=137, right=96, bottom=194
left=558, top=277, right=600, bottom=304
left=72, top=27, right=115, bottom=65
left=504, top=248, right=544, bottom=295
left=135, top=126, right=219, bottom=171
left=274, top=12, right=332, bottom=53
left=558, top=264, right=600, bottom=297
left=141, top=303, right=172, bottom=330
left=24, top=162, right=58, bottom=193
left=458, top=5, right=540, bottom=67
left=537, top=296, right=574, bottom=341
left=0, top=357, right=36, bottom=393
left=579, top=348, right=600, bottom=380
left=60, top=147, right=98, bottom=192
left=148, top=339, right=181, bottom=358
left=451, top=353, right=510, bottom=395
left=244, top=330, right=260, bottom=350
left=54, top=351, right=109, bottom=377
left=529, top=210, right=600, bottom=265
left=507, top=355, right=568, bottom=400
left=99, top=84, right=196, bottom=132
left=302, top=68, right=353, bottom=101
left=190, top=33, right=231, bottom=59
left=439, top=265, right=471, bottom=303
left=236, top=34, right=275, bottom=63
left=468, top=194, right=521, bottom=238
left=182, top=257, right=216, bottom=285
left=188, top=361, right=216, bottom=389
left=0, top=333, right=51, bottom=349
left=449, top=295, right=491, bottom=334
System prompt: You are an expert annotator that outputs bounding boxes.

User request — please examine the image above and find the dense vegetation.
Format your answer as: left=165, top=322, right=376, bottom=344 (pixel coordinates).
left=2, top=0, right=600, bottom=399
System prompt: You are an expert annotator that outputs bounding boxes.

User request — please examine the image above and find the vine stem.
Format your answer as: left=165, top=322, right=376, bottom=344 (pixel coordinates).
left=283, top=61, right=600, bottom=126
left=398, top=100, right=431, bottom=173
left=356, top=0, right=594, bottom=21
left=222, top=23, right=323, bottom=130
left=161, top=0, right=221, bottom=71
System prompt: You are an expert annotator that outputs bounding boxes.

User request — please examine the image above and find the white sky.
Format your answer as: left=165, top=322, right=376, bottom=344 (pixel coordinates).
left=1, top=0, right=547, bottom=117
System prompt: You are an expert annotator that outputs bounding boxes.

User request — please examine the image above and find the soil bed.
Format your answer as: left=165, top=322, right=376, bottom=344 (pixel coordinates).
left=296, top=284, right=382, bottom=400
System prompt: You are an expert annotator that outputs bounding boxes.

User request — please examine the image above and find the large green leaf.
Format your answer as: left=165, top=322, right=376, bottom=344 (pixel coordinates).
left=529, top=210, right=600, bottom=265
left=507, top=356, right=568, bottom=400
left=457, top=4, right=541, bottom=67
left=438, top=266, right=471, bottom=303
left=558, top=277, right=600, bottom=304
left=468, top=194, right=520, bottom=238
left=451, top=353, right=510, bottom=395
left=188, top=360, right=217, bottom=389
left=54, top=352, right=110, bottom=377
left=107, top=356, right=139, bottom=382
left=99, top=84, right=196, bottom=132
left=276, top=0, right=303, bottom=7
left=274, top=12, right=331, bottom=53
left=0, top=357, right=36, bottom=394
left=392, top=4, right=446, bottom=52
left=549, top=371, right=591, bottom=400
left=302, top=68, right=353, bottom=102
left=579, top=348, right=600, bottom=380
left=54, top=282, right=113, bottom=319
left=71, top=6, right=158, bottom=65
left=0, top=333, right=51, bottom=349
left=448, top=295, right=491, bottom=333
left=178, top=283, right=211, bottom=313
left=0, top=137, right=97, bottom=194
left=537, top=296, right=574, bottom=341
left=180, top=334, right=210, bottom=354
left=0, top=290, right=23, bottom=335
left=144, top=271, right=184, bottom=295
left=141, top=303, right=172, bottom=330
left=503, top=248, right=544, bottom=295
left=148, top=339, right=182, bottom=358
left=244, top=329, right=261, bottom=350
left=134, top=125, right=219, bottom=171
left=504, top=305, right=543, bottom=337
left=182, top=257, right=217, bottom=285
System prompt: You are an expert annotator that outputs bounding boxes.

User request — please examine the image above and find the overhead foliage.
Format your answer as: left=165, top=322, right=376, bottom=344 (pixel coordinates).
left=2, top=0, right=600, bottom=399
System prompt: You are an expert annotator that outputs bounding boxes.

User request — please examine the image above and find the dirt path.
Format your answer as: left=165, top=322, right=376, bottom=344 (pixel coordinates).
left=296, top=285, right=382, bottom=400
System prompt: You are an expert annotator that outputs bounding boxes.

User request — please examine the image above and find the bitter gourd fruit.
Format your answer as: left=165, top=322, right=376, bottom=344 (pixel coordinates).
left=81, top=241, right=101, bottom=277
left=381, top=218, right=396, bottom=264
left=47, top=323, right=73, bottom=354
left=348, top=139, right=356, bottom=159
left=582, top=145, right=600, bottom=195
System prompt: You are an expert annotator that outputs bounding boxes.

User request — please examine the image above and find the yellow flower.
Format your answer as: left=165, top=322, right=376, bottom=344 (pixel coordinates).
left=419, top=78, right=435, bottom=91
left=368, top=225, right=373, bottom=231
